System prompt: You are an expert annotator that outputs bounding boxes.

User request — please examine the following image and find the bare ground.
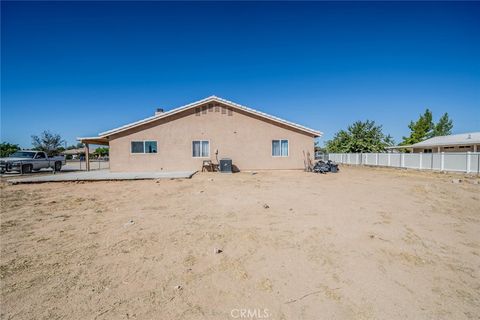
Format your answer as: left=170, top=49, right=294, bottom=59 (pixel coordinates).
left=1, top=166, right=479, bottom=320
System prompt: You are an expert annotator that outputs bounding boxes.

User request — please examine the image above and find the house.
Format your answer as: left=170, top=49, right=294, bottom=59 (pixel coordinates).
left=387, top=132, right=480, bottom=153
left=78, top=96, right=322, bottom=172
left=61, top=147, right=100, bottom=159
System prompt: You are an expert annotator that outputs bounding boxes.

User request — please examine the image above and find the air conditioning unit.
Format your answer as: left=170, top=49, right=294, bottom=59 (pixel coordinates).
left=219, top=158, right=232, bottom=173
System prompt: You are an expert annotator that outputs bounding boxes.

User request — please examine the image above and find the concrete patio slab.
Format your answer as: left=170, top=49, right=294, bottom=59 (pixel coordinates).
left=8, top=170, right=197, bottom=184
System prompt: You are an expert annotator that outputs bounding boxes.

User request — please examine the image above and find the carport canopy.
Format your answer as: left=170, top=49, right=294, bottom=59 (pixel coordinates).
left=77, top=136, right=109, bottom=171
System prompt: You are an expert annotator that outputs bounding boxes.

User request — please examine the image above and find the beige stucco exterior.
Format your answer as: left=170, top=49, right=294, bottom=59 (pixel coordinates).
left=107, top=104, right=316, bottom=172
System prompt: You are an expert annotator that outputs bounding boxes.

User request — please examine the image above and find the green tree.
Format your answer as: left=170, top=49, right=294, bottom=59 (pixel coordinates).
left=94, top=147, right=109, bottom=157
left=31, top=131, right=65, bottom=156
left=402, top=109, right=454, bottom=145
left=432, top=112, right=453, bottom=137
left=325, top=120, right=394, bottom=153
left=401, top=109, right=434, bottom=145
left=0, top=142, right=20, bottom=157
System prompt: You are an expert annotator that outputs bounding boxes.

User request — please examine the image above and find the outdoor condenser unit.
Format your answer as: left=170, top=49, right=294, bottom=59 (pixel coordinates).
left=219, top=158, right=232, bottom=173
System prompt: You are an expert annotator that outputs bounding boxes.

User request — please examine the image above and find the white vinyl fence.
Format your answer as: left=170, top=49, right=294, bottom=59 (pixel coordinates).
left=328, top=152, right=480, bottom=174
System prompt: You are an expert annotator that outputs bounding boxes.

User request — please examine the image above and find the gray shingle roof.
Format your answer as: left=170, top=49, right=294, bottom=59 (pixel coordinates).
left=411, top=132, right=480, bottom=148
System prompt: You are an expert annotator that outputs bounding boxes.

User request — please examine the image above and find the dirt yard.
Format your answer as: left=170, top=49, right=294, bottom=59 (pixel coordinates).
left=1, top=167, right=479, bottom=320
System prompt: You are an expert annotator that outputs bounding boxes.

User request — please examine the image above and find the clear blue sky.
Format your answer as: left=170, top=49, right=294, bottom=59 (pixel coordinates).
left=2, top=1, right=479, bottom=148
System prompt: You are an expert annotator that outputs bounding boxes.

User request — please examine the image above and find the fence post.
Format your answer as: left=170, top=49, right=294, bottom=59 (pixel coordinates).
left=376, top=153, right=379, bottom=166
left=466, top=151, right=471, bottom=174
left=387, top=153, right=391, bottom=167
left=477, top=153, right=480, bottom=175
left=400, top=153, right=404, bottom=168
left=441, top=152, right=445, bottom=171
left=419, top=152, right=422, bottom=170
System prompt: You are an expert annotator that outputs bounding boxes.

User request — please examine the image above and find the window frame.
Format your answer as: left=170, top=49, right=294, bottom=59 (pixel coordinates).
left=35, top=152, right=46, bottom=159
left=192, top=140, right=210, bottom=158
left=272, top=139, right=289, bottom=157
left=130, top=140, right=158, bottom=154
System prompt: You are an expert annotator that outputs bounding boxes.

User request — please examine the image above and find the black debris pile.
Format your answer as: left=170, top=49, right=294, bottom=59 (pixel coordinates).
left=312, top=160, right=339, bottom=174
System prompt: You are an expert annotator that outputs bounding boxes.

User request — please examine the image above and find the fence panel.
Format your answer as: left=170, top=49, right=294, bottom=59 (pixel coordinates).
left=431, top=153, right=442, bottom=170
left=469, top=153, right=480, bottom=174
left=378, top=153, right=388, bottom=166
left=355, top=154, right=361, bottom=165
left=421, top=153, right=433, bottom=170
left=404, top=153, right=420, bottom=169
left=327, top=152, right=479, bottom=174
left=364, top=153, right=376, bottom=166
left=444, top=153, right=467, bottom=172
left=389, top=154, right=401, bottom=167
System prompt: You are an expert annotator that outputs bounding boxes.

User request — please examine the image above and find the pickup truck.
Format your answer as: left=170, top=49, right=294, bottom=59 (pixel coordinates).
left=0, top=151, right=66, bottom=174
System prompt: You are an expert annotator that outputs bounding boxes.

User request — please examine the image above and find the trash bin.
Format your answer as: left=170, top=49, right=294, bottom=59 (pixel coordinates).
left=219, top=158, right=232, bottom=173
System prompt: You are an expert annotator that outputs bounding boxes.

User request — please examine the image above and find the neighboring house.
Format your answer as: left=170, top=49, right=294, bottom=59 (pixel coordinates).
left=79, top=96, right=322, bottom=172
left=61, top=147, right=99, bottom=159
left=388, top=132, right=480, bottom=153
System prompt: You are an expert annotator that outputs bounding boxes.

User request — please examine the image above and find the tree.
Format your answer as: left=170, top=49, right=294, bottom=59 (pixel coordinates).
left=0, top=142, right=20, bottom=157
left=325, top=120, right=394, bottom=153
left=31, top=131, right=65, bottom=156
left=65, top=142, right=84, bottom=150
left=402, top=109, right=454, bottom=145
left=94, top=147, right=109, bottom=157
left=432, top=113, right=453, bottom=137
left=401, top=109, right=434, bottom=145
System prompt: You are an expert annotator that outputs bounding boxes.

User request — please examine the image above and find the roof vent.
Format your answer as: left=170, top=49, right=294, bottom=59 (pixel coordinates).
left=467, top=134, right=471, bottom=139
left=155, top=108, right=164, bottom=116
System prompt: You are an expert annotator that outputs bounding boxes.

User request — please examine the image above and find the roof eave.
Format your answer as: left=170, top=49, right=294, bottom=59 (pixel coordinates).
left=99, top=96, right=322, bottom=138
left=412, top=141, right=480, bottom=148
left=77, top=136, right=110, bottom=146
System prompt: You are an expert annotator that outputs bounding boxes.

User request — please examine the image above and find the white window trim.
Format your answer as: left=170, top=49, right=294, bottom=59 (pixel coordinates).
left=272, top=139, right=289, bottom=157
left=192, top=140, right=210, bottom=158
left=130, top=140, right=158, bottom=154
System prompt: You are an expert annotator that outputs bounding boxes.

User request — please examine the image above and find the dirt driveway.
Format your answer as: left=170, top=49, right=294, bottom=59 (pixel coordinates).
left=1, top=167, right=479, bottom=319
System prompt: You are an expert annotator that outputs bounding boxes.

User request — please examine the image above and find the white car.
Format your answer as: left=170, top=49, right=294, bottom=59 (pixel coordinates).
left=0, top=151, right=66, bottom=174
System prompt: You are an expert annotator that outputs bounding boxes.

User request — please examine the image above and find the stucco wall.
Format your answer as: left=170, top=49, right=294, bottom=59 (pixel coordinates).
left=107, top=105, right=315, bottom=172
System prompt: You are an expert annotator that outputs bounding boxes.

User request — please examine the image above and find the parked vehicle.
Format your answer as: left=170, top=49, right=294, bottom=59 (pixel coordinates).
left=0, top=151, right=66, bottom=174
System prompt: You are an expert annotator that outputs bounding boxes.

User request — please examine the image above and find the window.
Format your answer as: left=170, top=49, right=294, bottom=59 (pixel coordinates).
left=272, top=140, right=288, bottom=157
left=131, top=141, right=157, bottom=154
left=35, top=152, right=46, bottom=159
left=131, top=141, right=144, bottom=153
left=192, top=140, right=209, bottom=157
left=145, top=141, right=157, bottom=153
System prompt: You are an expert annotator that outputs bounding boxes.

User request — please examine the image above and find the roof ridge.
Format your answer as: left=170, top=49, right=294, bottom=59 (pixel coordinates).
left=99, top=96, right=322, bottom=137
